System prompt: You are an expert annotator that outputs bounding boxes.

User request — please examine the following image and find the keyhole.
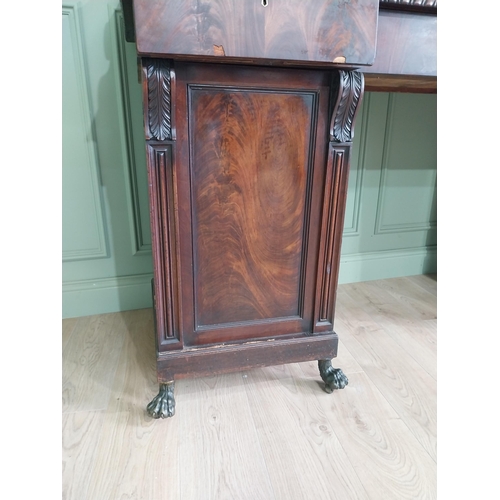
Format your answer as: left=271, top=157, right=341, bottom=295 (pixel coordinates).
left=261, top=0, right=268, bottom=6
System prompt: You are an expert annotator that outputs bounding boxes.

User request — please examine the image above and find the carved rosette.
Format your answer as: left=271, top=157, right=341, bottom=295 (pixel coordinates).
left=146, top=59, right=172, bottom=141
left=330, top=70, right=364, bottom=143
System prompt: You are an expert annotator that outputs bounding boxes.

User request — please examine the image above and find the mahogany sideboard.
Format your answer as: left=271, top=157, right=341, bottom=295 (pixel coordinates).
left=121, top=0, right=437, bottom=418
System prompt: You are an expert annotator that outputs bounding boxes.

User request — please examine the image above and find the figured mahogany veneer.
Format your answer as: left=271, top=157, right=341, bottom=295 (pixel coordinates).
left=140, top=53, right=363, bottom=412
left=177, top=64, right=331, bottom=348
left=144, top=60, right=362, bottom=377
left=129, top=0, right=379, bottom=67
left=190, top=87, right=313, bottom=328
left=121, top=0, right=436, bottom=418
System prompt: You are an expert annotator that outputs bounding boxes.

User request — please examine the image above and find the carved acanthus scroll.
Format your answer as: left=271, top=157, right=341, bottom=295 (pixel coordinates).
left=330, top=70, right=364, bottom=143
left=142, top=62, right=179, bottom=347
left=146, top=59, right=172, bottom=141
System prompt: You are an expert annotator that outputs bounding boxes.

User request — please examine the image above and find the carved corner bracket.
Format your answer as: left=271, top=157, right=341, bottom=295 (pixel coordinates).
left=330, top=70, right=364, bottom=144
left=314, top=70, right=365, bottom=330
left=144, top=58, right=172, bottom=141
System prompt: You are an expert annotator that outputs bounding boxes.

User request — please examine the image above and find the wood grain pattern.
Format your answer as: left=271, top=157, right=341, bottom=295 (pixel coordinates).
left=155, top=333, right=338, bottom=381
left=171, top=62, right=332, bottom=348
left=407, top=273, right=437, bottom=296
left=132, top=0, right=379, bottom=66
left=311, top=371, right=436, bottom=499
left=244, top=367, right=371, bottom=500
left=317, top=147, right=348, bottom=326
left=190, top=88, right=313, bottom=327
left=62, top=411, right=105, bottom=500
left=344, top=280, right=437, bottom=322
left=178, top=374, right=275, bottom=500
left=364, top=74, right=437, bottom=93
left=140, top=59, right=363, bottom=402
left=62, top=313, right=126, bottom=412
left=363, top=10, right=437, bottom=79
left=336, top=278, right=437, bottom=380
left=84, top=309, right=183, bottom=500
left=146, top=143, right=181, bottom=347
left=314, top=144, right=352, bottom=333
left=62, top=276, right=437, bottom=500
left=373, top=277, right=438, bottom=320
left=62, top=317, right=77, bottom=350
left=125, top=0, right=437, bottom=94
left=379, top=319, right=436, bottom=380
left=336, top=282, right=437, bottom=461
left=336, top=316, right=437, bottom=461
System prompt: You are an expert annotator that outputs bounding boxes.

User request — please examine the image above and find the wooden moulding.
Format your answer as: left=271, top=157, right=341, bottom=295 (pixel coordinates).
left=379, top=0, right=437, bottom=15
left=364, top=74, right=437, bottom=93
left=363, top=9, right=437, bottom=92
left=146, top=143, right=181, bottom=348
left=156, top=332, right=339, bottom=381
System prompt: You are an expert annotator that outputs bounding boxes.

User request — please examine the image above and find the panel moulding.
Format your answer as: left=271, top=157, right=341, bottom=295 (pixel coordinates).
left=112, top=8, right=152, bottom=255
left=373, top=93, right=437, bottom=235
left=62, top=3, right=109, bottom=262
left=338, top=246, right=437, bottom=284
left=62, top=273, right=154, bottom=318
left=342, top=93, right=370, bottom=237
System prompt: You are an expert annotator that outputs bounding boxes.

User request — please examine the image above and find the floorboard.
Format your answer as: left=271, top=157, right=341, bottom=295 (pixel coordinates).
left=62, top=275, right=437, bottom=500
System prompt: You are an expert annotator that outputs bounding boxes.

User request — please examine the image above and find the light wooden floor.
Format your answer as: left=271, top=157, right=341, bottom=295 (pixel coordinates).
left=62, top=275, right=437, bottom=500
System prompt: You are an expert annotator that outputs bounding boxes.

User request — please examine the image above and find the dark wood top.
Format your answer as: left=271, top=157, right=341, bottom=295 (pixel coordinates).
left=128, top=0, right=379, bottom=67
left=122, top=0, right=437, bottom=92
left=364, top=8, right=436, bottom=92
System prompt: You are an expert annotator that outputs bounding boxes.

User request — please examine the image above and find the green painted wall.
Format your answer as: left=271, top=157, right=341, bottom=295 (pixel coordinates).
left=339, top=91, right=437, bottom=283
left=62, top=0, right=437, bottom=318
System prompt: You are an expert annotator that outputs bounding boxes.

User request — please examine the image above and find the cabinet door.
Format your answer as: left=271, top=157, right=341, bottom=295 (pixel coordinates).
left=173, top=63, right=331, bottom=346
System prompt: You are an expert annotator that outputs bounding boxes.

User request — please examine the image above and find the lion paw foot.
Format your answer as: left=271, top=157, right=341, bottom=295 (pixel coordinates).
left=147, top=382, right=175, bottom=418
left=318, top=360, right=348, bottom=394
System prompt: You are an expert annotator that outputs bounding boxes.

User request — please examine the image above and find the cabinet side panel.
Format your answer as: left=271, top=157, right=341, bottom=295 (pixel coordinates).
left=189, top=88, right=314, bottom=328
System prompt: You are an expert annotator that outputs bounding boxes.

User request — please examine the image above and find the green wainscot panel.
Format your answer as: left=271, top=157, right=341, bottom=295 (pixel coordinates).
left=62, top=5, right=107, bottom=261
left=339, top=92, right=437, bottom=284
